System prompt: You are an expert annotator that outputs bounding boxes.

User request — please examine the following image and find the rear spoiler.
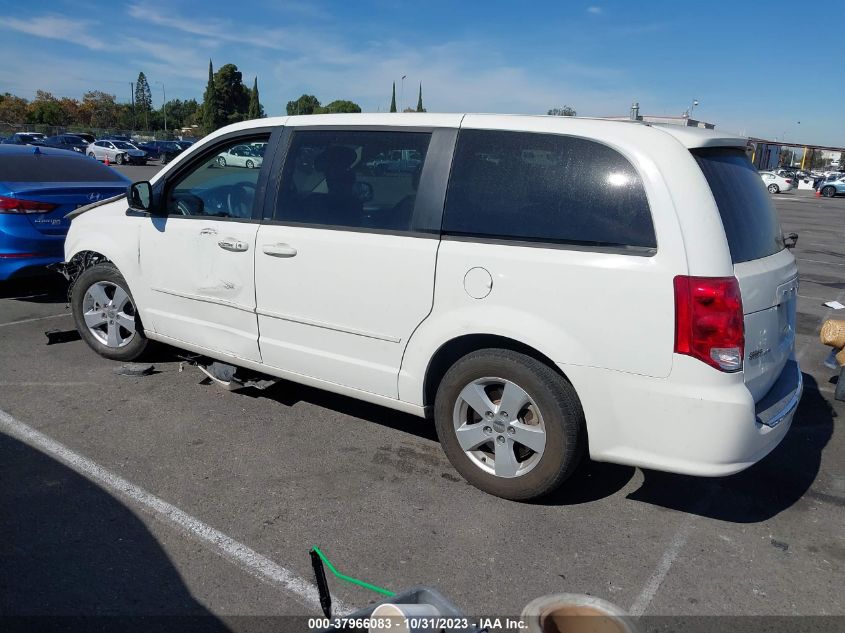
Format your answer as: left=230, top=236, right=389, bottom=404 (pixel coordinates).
left=65, top=193, right=125, bottom=220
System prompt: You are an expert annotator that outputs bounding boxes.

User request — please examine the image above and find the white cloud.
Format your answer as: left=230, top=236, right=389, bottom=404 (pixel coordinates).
left=587, top=6, right=603, bottom=14
left=3, top=15, right=105, bottom=50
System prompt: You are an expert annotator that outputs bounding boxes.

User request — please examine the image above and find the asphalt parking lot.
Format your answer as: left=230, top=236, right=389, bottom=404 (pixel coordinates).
left=1, top=182, right=843, bottom=628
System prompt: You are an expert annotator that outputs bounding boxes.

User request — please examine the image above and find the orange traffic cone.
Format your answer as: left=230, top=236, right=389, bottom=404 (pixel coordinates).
left=815, top=188, right=821, bottom=198
left=104, top=155, right=110, bottom=166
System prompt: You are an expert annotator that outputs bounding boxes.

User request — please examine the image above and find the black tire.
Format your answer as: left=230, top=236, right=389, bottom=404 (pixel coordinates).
left=767, top=184, right=779, bottom=194
left=245, top=159, right=254, bottom=169
left=71, top=263, right=149, bottom=362
left=822, top=186, right=836, bottom=198
left=115, top=153, right=124, bottom=165
left=434, top=348, right=584, bottom=501
left=217, top=156, right=226, bottom=167
left=88, top=152, right=96, bottom=159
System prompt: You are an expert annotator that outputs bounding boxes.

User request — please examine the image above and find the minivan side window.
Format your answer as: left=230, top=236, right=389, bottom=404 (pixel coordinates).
left=164, top=134, right=270, bottom=219
left=275, top=129, right=431, bottom=231
left=442, top=130, right=656, bottom=249
left=693, top=148, right=783, bottom=263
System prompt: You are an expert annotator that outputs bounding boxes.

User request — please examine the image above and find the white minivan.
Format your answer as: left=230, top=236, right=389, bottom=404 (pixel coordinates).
left=61, top=114, right=802, bottom=500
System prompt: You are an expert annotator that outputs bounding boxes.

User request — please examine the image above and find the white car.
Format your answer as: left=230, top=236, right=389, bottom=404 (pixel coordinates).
left=216, top=144, right=263, bottom=168
left=60, top=114, right=801, bottom=500
left=87, top=140, right=146, bottom=165
left=760, top=171, right=793, bottom=193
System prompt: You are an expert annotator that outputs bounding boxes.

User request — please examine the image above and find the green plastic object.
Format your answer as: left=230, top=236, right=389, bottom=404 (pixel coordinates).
left=312, top=546, right=396, bottom=597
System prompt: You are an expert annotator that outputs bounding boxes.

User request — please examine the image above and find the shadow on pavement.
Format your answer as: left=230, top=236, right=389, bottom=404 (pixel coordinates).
left=0, top=431, right=229, bottom=632
left=627, top=373, right=837, bottom=523
left=0, top=275, right=68, bottom=303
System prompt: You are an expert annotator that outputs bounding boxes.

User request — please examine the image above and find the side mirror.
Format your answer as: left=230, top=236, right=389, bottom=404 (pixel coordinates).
left=128, top=181, right=153, bottom=212
left=784, top=232, right=798, bottom=249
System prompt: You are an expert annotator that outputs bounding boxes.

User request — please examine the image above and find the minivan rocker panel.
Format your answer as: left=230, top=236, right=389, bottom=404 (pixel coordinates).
left=63, top=113, right=802, bottom=500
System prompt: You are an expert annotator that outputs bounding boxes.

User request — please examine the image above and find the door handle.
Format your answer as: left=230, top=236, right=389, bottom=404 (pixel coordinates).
left=218, top=238, right=249, bottom=252
left=262, top=243, right=297, bottom=258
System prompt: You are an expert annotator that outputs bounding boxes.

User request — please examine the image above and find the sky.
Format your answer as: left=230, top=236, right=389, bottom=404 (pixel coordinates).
left=0, top=0, right=842, bottom=146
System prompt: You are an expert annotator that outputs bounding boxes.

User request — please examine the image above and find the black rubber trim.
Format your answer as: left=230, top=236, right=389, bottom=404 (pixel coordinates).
left=441, top=233, right=657, bottom=256
left=261, top=219, right=439, bottom=239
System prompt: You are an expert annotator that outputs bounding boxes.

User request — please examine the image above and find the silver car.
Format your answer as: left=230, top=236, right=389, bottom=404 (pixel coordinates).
left=87, top=140, right=147, bottom=165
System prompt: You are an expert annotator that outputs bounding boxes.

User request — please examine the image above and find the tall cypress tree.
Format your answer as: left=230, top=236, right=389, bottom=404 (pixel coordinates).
left=202, top=59, right=218, bottom=134
left=135, top=72, right=152, bottom=130
left=248, top=76, right=262, bottom=119
left=416, top=83, right=424, bottom=112
left=389, top=82, right=397, bottom=113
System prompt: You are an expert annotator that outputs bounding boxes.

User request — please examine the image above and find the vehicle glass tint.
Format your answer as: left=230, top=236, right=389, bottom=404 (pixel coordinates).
left=693, top=148, right=784, bottom=263
left=165, top=134, right=270, bottom=219
left=112, top=141, right=133, bottom=150
left=276, top=129, right=431, bottom=231
left=0, top=154, right=127, bottom=182
left=443, top=130, right=656, bottom=249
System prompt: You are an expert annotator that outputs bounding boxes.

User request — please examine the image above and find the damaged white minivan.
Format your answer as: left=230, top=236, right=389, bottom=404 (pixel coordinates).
left=61, top=114, right=802, bottom=500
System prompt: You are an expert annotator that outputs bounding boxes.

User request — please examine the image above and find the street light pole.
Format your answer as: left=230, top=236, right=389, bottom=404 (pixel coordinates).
left=401, top=75, right=406, bottom=111
left=156, top=81, right=167, bottom=134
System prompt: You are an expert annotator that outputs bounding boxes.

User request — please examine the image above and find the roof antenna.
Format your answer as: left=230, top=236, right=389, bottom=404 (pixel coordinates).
left=629, top=102, right=640, bottom=121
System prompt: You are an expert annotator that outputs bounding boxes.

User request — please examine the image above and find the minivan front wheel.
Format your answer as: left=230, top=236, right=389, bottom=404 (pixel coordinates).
left=434, top=349, right=583, bottom=500
left=72, top=263, right=149, bottom=361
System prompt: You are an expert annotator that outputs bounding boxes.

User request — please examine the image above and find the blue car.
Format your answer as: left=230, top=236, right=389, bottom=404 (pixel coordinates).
left=818, top=174, right=845, bottom=198
left=0, top=145, right=129, bottom=280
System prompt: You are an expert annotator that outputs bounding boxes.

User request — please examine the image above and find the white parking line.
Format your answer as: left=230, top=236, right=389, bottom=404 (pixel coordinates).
left=628, top=514, right=697, bottom=616
left=0, top=313, right=71, bottom=328
left=0, top=408, right=351, bottom=615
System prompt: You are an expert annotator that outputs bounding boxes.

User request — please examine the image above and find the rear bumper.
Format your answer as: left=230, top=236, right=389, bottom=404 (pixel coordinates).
left=565, top=356, right=803, bottom=477
left=0, top=218, right=66, bottom=281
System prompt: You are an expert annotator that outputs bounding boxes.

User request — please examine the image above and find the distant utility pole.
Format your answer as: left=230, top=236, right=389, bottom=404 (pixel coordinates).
left=130, top=82, right=135, bottom=129
left=401, top=75, right=406, bottom=111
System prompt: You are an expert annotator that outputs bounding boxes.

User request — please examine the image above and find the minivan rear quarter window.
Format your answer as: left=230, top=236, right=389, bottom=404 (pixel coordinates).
left=443, top=129, right=656, bottom=250
left=693, top=148, right=784, bottom=263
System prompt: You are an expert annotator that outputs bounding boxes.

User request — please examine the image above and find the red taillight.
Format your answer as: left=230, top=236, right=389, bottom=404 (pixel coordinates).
left=0, top=195, right=58, bottom=214
left=785, top=179, right=792, bottom=184
left=674, top=275, right=744, bottom=372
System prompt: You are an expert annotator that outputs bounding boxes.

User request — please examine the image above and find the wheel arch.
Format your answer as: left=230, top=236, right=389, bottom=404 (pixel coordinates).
left=421, top=333, right=573, bottom=412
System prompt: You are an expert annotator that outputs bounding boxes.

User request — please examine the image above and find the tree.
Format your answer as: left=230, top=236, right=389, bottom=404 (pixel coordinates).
left=202, top=59, right=224, bottom=134
left=214, top=63, right=250, bottom=124
left=0, top=93, right=29, bottom=124
left=79, top=91, right=118, bottom=128
left=389, top=82, right=397, bottom=113
left=317, top=99, right=361, bottom=114
left=135, top=72, right=152, bottom=129
left=548, top=106, right=577, bottom=116
left=286, top=94, right=321, bottom=115
left=27, top=91, right=64, bottom=126
left=416, top=83, right=425, bottom=112
left=247, top=76, right=264, bottom=119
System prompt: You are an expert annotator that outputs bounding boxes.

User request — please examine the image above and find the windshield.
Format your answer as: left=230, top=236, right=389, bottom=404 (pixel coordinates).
left=112, top=141, right=133, bottom=149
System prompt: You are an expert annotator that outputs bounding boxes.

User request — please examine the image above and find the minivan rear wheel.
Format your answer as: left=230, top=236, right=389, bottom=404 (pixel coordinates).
left=72, top=263, right=149, bottom=361
left=434, top=349, right=583, bottom=500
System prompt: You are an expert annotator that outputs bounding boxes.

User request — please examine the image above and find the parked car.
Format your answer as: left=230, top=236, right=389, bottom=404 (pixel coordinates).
left=0, top=145, right=129, bottom=280
left=40, top=134, right=89, bottom=154
left=87, top=140, right=146, bottom=165
left=73, top=133, right=96, bottom=144
left=100, top=134, right=133, bottom=143
left=817, top=174, right=845, bottom=197
left=366, top=148, right=423, bottom=174
left=216, top=144, right=263, bottom=168
left=760, top=171, right=793, bottom=193
left=3, top=132, right=46, bottom=145
left=136, top=140, right=184, bottom=164
left=61, top=114, right=801, bottom=500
